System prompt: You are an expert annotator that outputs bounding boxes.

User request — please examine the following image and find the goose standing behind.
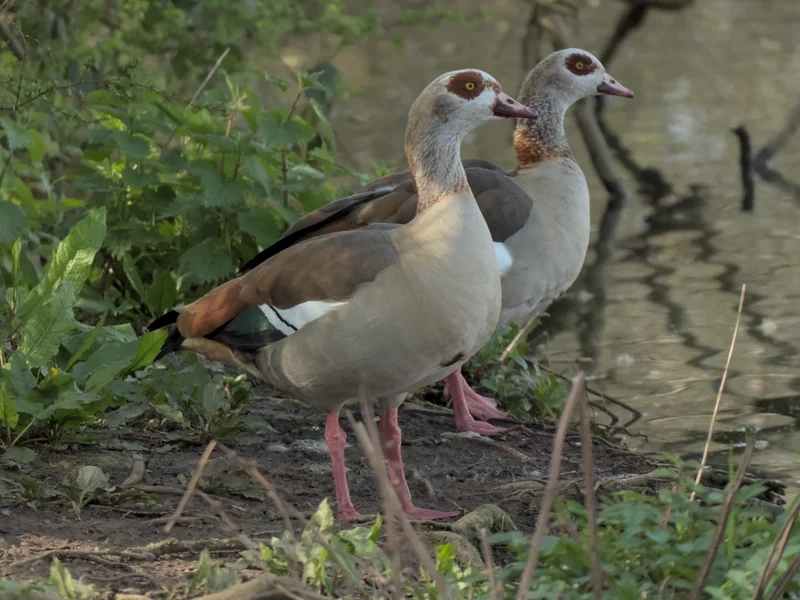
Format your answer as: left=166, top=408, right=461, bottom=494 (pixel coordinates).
left=235, top=49, right=633, bottom=436
left=147, top=70, right=537, bottom=519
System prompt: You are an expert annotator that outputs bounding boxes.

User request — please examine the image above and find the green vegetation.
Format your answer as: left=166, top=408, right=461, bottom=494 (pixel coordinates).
left=1, top=1, right=799, bottom=599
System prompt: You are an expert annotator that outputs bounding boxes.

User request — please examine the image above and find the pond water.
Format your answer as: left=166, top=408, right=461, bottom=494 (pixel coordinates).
left=299, top=0, right=800, bottom=483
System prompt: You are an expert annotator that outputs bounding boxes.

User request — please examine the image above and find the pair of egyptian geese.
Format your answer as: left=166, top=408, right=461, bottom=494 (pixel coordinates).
left=147, top=49, right=633, bottom=520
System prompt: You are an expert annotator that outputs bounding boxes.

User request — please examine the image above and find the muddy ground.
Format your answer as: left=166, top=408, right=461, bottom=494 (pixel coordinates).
left=0, top=385, right=690, bottom=597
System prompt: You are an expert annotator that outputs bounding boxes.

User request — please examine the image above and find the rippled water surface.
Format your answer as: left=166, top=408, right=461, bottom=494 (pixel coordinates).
left=301, top=0, right=800, bottom=482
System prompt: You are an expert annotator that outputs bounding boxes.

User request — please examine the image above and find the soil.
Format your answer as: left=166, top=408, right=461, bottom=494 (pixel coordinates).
left=0, top=386, right=689, bottom=597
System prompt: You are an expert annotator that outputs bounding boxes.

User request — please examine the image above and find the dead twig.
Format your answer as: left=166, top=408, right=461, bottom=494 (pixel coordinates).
left=691, top=284, right=746, bottom=501
left=577, top=377, right=603, bottom=599
left=753, top=497, right=800, bottom=599
left=164, top=440, right=217, bottom=533
left=515, top=372, right=588, bottom=599
left=500, top=314, right=538, bottom=362
left=732, top=126, right=755, bottom=212
left=193, top=573, right=329, bottom=600
left=687, top=440, right=755, bottom=600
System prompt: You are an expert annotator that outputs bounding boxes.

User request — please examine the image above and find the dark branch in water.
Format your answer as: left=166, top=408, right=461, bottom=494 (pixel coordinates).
left=732, top=126, right=755, bottom=212
left=753, top=102, right=800, bottom=205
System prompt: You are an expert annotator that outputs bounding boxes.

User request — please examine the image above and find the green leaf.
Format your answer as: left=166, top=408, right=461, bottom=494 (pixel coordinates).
left=0, top=117, right=32, bottom=150
left=71, top=340, right=138, bottom=391
left=198, top=170, right=243, bottom=207
left=122, top=252, right=146, bottom=302
left=242, top=154, right=272, bottom=191
left=264, top=73, right=290, bottom=92
left=0, top=382, right=19, bottom=429
left=7, top=352, right=35, bottom=398
left=0, top=201, right=27, bottom=245
left=178, top=239, right=235, bottom=285
left=2, top=446, right=36, bottom=464
left=11, top=238, right=21, bottom=310
left=16, top=208, right=106, bottom=323
left=112, top=132, right=151, bottom=160
left=289, top=164, right=325, bottom=180
left=27, top=130, right=47, bottom=163
left=65, top=315, right=107, bottom=372
left=17, top=283, right=78, bottom=369
left=62, top=466, right=111, bottom=517
left=146, top=271, right=178, bottom=316
left=259, top=112, right=315, bottom=146
left=126, top=329, right=168, bottom=374
left=237, top=207, right=282, bottom=247
left=49, top=556, right=96, bottom=599
left=201, top=382, right=225, bottom=417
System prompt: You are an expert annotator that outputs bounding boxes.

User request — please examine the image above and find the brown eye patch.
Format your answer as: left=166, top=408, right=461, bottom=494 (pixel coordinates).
left=447, top=71, right=486, bottom=100
left=565, top=52, right=598, bottom=76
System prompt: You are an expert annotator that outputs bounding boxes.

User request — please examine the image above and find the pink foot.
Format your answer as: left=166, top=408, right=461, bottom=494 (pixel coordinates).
left=337, top=505, right=361, bottom=520
left=445, top=370, right=507, bottom=436
left=402, top=506, right=460, bottom=520
left=464, top=389, right=511, bottom=421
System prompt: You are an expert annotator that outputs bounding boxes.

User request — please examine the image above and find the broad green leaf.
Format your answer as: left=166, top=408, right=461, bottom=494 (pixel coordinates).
left=264, top=73, right=290, bottom=92
left=237, top=207, right=282, bottom=247
left=126, top=329, right=168, bottom=374
left=0, top=201, right=27, bottom=245
left=111, top=132, right=151, bottom=160
left=145, top=271, right=178, bottom=316
left=122, top=252, right=146, bottom=302
left=289, top=164, right=325, bottom=179
left=242, top=154, right=272, bottom=191
left=65, top=314, right=106, bottom=371
left=63, top=323, right=137, bottom=356
left=27, top=130, right=46, bottom=163
left=259, top=112, right=315, bottom=146
left=178, top=239, right=235, bottom=285
left=7, top=352, right=35, bottom=398
left=0, top=117, right=32, bottom=150
left=201, top=170, right=244, bottom=207
left=2, top=446, right=36, bottom=464
left=201, top=382, right=225, bottom=416
left=0, top=382, right=18, bottom=429
left=71, top=340, right=138, bottom=391
left=17, top=283, right=78, bottom=369
left=16, top=208, right=106, bottom=323
left=154, top=101, right=184, bottom=125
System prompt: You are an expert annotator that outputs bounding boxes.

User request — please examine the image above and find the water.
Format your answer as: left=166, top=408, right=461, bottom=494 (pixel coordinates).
left=313, top=0, right=800, bottom=483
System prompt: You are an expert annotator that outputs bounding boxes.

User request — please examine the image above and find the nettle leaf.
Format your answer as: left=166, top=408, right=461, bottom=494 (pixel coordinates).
left=27, top=130, right=47, bottom=163
left=259, top=111, right=315, bottom=146
left=111, top=132, right=151, bottom=160
left=18, top=282, right=78, bottom=369
left=0, top=117, right=32, bottom=150
left=202, top=171, right=243, bottom=207
left=237, top=207, right=283, bottom=247
left=289, top=164, right=325, bottom=180
left=0, top=201, right=27, bottom=245
left=146, top=271, right=178, bottom=316
left=16, top=208, right=106, bottom=323
left=122, top=252, right=146, bottom=302
left=178, top=239, right=235, bottom=285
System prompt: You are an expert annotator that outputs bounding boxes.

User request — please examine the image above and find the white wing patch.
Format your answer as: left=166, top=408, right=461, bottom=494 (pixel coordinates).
left=494, top=243, right=513, bottom=275
left=260, top=300, right=347, bottom=335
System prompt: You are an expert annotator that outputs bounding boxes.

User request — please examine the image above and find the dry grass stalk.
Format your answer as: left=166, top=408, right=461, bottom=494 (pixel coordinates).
left=687, top=440, right=755, bottom=600
left=500, top=314, right=538, bottom=362
left=357, top=395, right=404, bottom=599
left=347, top=401, right=453, bottom=600
left=577, top=376, right=603, bottom=599
left=766, top=552, right=800, bottom=600
left=514, top=372, right=588, bottom=600
left=753, top=496, right=800, bottom=599
left=164, top=440, right=217, bottom=533
left=691, top=284, right=746, bottom=502
left=480, top=529, right=502, bottom=600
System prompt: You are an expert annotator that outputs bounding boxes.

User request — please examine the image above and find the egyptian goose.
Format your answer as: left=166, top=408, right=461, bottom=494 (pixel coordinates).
left=237, top=49, right=633, bottom=436
left=147, top=70, right=537, bottom=519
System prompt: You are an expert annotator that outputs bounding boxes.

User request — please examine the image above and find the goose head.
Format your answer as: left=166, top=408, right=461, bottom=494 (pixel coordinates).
left=408, top=69, right=537, bottom=137
left=523, top=49, right=633, bottom=106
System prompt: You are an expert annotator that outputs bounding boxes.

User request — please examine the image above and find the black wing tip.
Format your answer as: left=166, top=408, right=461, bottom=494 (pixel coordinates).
left=146, top=309, right=180, bottom=333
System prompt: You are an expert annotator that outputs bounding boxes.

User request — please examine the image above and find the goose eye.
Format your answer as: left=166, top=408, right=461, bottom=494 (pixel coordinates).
left=464, top=82, right=475, bottom=91
left=575, top=62, right=584, bottom=70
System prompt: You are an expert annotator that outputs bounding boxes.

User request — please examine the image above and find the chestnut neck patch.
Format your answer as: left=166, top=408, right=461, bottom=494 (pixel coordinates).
left=564, top=52, right=597, bottom=76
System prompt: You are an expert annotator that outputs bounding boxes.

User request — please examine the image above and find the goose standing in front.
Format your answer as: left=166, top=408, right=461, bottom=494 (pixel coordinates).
left=147, top=70, right=537, bottom=519
left=237, top=49, right=634, bottom=436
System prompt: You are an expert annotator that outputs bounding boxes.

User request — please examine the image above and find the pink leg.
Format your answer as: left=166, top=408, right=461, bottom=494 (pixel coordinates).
left=444, top=370, right=508, bottom=436
left=444, top=369, right=510, bottom=422
left=379, top=408, right=460, bottom=520
left=324, top=412, right=359, bottom=519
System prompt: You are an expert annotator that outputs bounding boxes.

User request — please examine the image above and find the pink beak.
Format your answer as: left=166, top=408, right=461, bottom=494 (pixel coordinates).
left=597, top=73, right=634, bottom=98
left=493, top=91, right=538, bottom=119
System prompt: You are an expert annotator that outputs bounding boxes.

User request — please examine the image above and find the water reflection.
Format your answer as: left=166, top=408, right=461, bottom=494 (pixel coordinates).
left=320, top=1, right=800, bottom=483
